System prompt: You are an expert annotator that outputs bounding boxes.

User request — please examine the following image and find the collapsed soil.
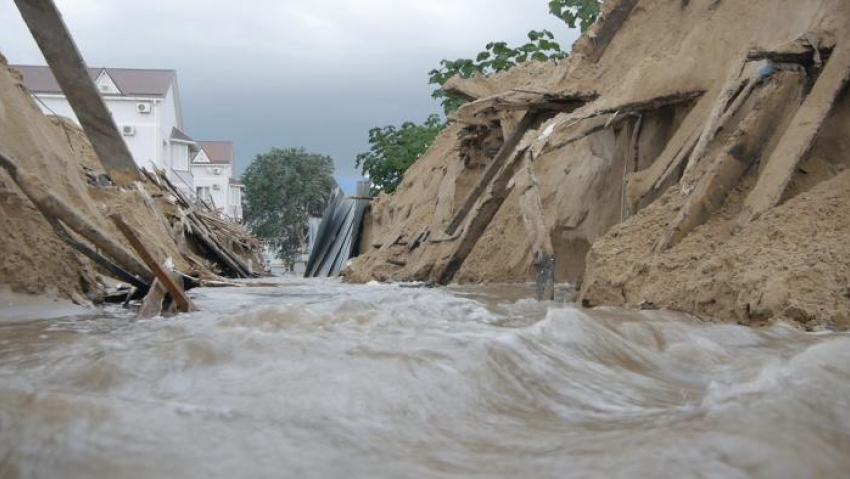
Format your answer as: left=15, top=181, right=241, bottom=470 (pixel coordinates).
left=0, top=55, right=261, bottom=303
left=346, top=0, right=850, bottom=330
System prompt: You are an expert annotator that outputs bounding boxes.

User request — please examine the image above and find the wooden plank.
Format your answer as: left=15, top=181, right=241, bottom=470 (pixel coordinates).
left=187, top=215, right=252, bottom=278
left=680, top=52, right=750, bottom=188
left=657, top=72, right=804, bottom=251
left=445, top=111, right=538, bottom=235
left=586, top=0, right=640, bottom=63
left=436, top=145, right=533, bottom=285
left=14, top=0, right=141, bottom=185
left=47, top=217, right=149, bottom=290
left=625, top=93, right=714, bottom=213
left=111, top=215, right=198, bottom=313
left=737, top=39, right=850, bottom=227
left=0, top=151, right=153, bottom=282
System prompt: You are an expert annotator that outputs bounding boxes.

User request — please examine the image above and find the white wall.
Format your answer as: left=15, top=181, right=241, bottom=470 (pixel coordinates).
left=33, top=83, right=183, bottom=174
left=192, top=163, right=230, bottom=212
left=35, top=93, right=166, bottom=170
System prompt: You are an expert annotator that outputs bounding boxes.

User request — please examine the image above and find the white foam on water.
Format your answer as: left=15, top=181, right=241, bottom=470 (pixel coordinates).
left=0, top=278, right=848, bottom=478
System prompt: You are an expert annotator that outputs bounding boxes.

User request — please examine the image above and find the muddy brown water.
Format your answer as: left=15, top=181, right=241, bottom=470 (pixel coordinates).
left=0, top=278, right=849, bottom=478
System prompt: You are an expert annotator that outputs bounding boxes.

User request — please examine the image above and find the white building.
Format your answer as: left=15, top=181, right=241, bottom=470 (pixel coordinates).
left=192, top=141, right=244, bottom=222
left=14, top=65, right=197, bottom=196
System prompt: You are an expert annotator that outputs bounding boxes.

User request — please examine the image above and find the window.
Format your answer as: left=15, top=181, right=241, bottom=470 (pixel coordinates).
left=172, top=144, right=189, bottom=171
left=196, top=186, right=213, bottom=206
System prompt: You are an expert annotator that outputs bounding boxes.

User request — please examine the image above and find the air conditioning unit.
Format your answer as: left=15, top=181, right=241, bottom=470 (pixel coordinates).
left=211, top=168, right=223, bottom=175
left=136, top=102, right=152, bottom=114
left=121, top=125, right=136, bottom=136
left=212, top=184, right=221, bottom=191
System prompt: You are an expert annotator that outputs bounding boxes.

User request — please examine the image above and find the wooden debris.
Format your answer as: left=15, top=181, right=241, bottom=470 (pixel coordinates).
left=0, top=151, right=153, bottom=283
left=622, top=114, right=644, bottom=221
left=658, top=71, right=805, bottom=251
left=14, top=0, right=141, bottom=185
left=625, top=93, right=715, bottom=213
left=680, top=52, right=751, bottom=187
left=445, top=111, right=539, bottom=235
left=111, top=215, right=198, bottom=313
left=737, top=39, right=850, bottom=228
left=437, top=143, right=534, bottom=284
left=152, top=168, right=258, bottom=278
left=453, top=89, right=598, bottom=124
left=586, top=0, right=640, bottom=63
left=46, top=216, right=149, bottom=290
left=517, top=156, right=555, bottom=301
left=387, top=258, right=407, bottom=267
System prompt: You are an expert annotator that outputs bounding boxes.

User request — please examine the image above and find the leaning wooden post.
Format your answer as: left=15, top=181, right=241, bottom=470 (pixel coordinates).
left=111, top=215, right=198, bottom=313
left=737, top=39, right=850, bottom=227
left=0, top=151, right=153, bottom=282
left=14, top=0, right=142, bottom=185
left=657, top=71, right=805, bottom=251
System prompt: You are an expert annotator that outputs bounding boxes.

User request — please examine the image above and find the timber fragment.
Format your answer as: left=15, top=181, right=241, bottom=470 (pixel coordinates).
left=658, top=71, right=805, bottom=251
left=0, top=151, right=153, bottom=283
left=445, top=111, right=539, bottom=235
left=737, top=39, right=850, bottom=227
left=111, top=215, right=198, bottom=313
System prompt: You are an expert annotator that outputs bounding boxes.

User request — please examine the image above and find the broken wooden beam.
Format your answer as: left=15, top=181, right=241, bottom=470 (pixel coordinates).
left=436, top=146, right=532, bottom=285
left=746, top=41, right=830, bottom=65
left=586, top=0, right=640, bottom=63
left=445, top=111, right=539, bottom=235
left=14, top=0, right=142, bottom=185
left=0, top=151, right=153, bottom=282
left=111, top=215, right=198, bottom=313
left=454, top=90, right=598, bottom=123
left=658, top=71, right=805, bottom=251
left=680, top=52, right=752, bottom=187
left=47, top=216, right=149, bottom=290
left=737, top=38, right=850, bottom=228
left=624, top=93, right=714, bottom=213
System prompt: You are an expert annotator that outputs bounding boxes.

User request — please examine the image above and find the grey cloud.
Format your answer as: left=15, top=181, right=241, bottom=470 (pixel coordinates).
left=0, top=0, right=579, bottom=177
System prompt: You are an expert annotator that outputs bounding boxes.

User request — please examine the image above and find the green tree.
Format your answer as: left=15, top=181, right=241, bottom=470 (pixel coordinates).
left=241, top=147, right=336, bottom=267
left=549, top=0, right=603, bottom=32
left=357, top=0, right=603, bottom=196
left=356, top=114, right=444, bottom=195
left=428, top=30, right=567, bottom=115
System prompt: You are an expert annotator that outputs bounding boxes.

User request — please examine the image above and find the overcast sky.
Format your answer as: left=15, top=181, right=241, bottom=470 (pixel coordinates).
left=0, top=0, right=578, bottom=188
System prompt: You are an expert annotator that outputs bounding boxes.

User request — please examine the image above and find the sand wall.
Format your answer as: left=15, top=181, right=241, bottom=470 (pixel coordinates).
left=346, top=0, right=850, bottom=329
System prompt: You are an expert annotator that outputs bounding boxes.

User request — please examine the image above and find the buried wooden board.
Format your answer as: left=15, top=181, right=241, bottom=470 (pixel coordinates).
left=0, top=151, right=153, bottom=283
left=445, top=111, right=539, bottom=236
left=658, top=71, right=805, bottom=251
left=737, top=38, right=850, bottom=227
left=436, top=146, right=533, bottom=285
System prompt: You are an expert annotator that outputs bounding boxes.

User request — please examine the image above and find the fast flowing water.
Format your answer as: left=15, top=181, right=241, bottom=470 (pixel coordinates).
left=1, top=278, right=849, bottom=479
